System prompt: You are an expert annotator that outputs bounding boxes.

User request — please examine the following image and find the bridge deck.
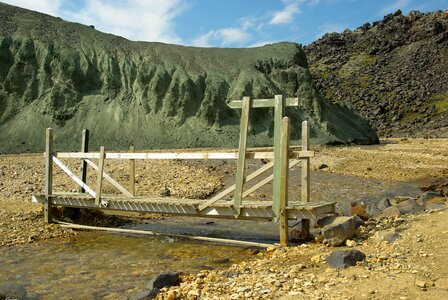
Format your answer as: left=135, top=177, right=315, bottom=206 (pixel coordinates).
left=33, top=193, right=335, bottom=222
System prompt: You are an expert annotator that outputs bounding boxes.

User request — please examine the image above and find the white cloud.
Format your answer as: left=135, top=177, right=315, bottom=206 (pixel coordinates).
left=379, top=0, right=410, bottom=15
left=316, top=22, right=346, bottom=38
left=192, top=27, right=250, bottom=47
left=249, top=40, right=278, bottom=47
left=2, top=0, right=62, bottom=16
left=63, top=0, right=187, bottom=44
left=269, top=0, right=304, bottom=25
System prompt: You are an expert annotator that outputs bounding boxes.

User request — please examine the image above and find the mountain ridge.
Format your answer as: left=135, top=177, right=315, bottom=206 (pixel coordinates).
left=304, top=9, right=448, bottom=137
left=0, top=2, right=378, bottom=153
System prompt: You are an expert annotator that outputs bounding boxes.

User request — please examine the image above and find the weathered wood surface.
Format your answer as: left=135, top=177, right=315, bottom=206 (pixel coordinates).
left=79, top=129, right=89, bottom=193
left=55, top=151, right=302, bottom=160
left=84, top=159, right=133, bottom=197
left=44, top=128, right=53, bottom=223
left=197, top=161, right=275, bottom=211
left=95, top=146, right=106, bottom=206
left=129, top=145, right=136, bottom=196
left=53, top=156, right=96, bottom=197
left=279, top=117, right=290, bottom=246
left=301, top=121, right=310, bottom=203
left=34, top=192, right=335, bottom=221
left=233, top=96, right=251, bottom=216
left=272, top=94, right=285, bottom=219
left=242, top=159, right=300, bottom=198
left=227, top=97, right=299, bottom=108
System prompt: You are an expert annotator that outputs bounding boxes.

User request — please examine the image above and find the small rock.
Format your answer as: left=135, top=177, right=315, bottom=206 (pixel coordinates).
left=377, top=198, right=392, bottom=211
left=373, top=229, right=400, bottom=243
left=148, top=272, right=180, bottom=290
left=374, top=206, right=401, bottom=220
left=395, top=199, right=423, bottom=215
left=417, top=191, right=440, bottom=205
left=318, top=163, right=329, bottom=170
left=187, top=290, right=199, bottom=299
left=350, top=202, right=369, bottom=220
left=415, top=280, right=427, bottom=288
left=321, top=216, right=356, bottom=246
left=160, top=187, right=171, bottom=197
left=325, top=249, right=366, bottom=269
left=345, top=239, right=357, bottom=247
left=167, top=290, right=177, bottom=300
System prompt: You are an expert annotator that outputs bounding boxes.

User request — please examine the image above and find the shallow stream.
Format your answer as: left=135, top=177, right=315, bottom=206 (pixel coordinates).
left=0, top=170, right=421, bottom=299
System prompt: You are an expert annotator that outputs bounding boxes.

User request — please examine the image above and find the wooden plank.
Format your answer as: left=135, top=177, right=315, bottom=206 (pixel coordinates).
left=227, top=97, right=299, bottom=109
left=272, top=94, right=284, bottom=219
left=53, top=156, right=96, bottom=198
left=129, top=146, right=136, bottom=196
left=84, top=159, right=133, bottom=197
left=197, top=161, right=275, bottom=211
left=79, top=129, right=89, bottom=193
left=242, top=159, right=300, bottom=197
left=95, top=146, right=106, bottom=206
left=279, top=117, right=290, bottom=246
left=55, top=151, right=283, bottom=160
left=44, top=128, right=53, bottom=223
left=233, top=96, right=251, bottom=216
left=301, top=121, right=310, bottom=203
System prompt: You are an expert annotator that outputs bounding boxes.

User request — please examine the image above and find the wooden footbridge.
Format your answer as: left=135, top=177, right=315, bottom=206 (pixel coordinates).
left=32, top=95, right=335, bottom=246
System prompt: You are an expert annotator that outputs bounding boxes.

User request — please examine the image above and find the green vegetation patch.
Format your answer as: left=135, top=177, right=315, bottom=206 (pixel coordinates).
left=435, top=96, right=448, bottom=114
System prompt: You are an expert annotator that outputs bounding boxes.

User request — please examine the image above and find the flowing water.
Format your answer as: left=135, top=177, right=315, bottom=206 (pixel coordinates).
left=0, top=170, right=421, bottom=299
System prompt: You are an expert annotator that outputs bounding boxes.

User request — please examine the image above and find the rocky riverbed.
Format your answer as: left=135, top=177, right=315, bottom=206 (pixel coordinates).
left=0, top=138, right=447, bottom=299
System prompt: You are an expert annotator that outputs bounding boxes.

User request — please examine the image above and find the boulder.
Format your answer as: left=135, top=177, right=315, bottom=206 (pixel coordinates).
left=417, top=191, right=440, bottom=205
left=374, top=206, right=401, bottom=220
left=325, top=249, right=366, bottom=269
left=373, top=229, right=400, bottom=243
left=350, top=202, right=369, bottom=220
left=316, top=214, right=338, bottom=227
left=377, top=198, right=392, bottom=211
left=148, top=272, right=180, bottom=290
left=395, top=198, right=424, bottom=215
left=321, top=216, right=356, bottom=246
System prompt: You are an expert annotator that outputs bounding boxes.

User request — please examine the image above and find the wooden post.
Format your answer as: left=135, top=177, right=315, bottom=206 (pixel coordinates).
left=44, top=128, right=53, bottom=223
left=301, top=121, right=310, bottom=203
left=272, top=94, right=285, bottom=220
left=129, top=145, right=136, bottom=197
left=79, top=129, right=89, bottom=193
left=233, top=96, right=251, bottom=216
left=301, top=121, right=311, bottom=240
left=95, top=146, right=106, bottom=206
left=279, top=117, right=290, bottom=246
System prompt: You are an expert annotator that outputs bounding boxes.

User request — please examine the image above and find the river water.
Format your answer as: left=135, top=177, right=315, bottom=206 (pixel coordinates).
left=0, top=170, right=421, bottom=299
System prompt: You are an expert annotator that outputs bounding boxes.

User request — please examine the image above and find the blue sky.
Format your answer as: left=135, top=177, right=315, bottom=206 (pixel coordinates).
left=3, top=0, right=448, bottom=46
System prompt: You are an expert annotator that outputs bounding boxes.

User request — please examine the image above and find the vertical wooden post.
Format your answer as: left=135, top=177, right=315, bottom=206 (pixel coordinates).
left=272, top=94, right=285, bottom=220
left=95, top=146, right=106, bottom=206
left=129, top=145, right=136, bottom=197
left=279, top=117, right=290, bottom=246
left=79, top=129, right=89, bottom=193
left=234, top=96, right=251, bottom=216
left=301, top=121, right=310, bottom=203
left=44, top=128, right=53, bottom=223
left=301, top=121, right=311, bottom=239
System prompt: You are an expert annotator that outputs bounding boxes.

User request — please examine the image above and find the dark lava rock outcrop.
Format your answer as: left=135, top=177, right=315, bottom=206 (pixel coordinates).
left=0, top=3, right=377, bottom=153
left=305, top=10, right=448, bottom=137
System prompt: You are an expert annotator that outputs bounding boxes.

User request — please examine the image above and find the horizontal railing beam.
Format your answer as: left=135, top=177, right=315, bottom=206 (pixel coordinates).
left=227, top=97, right=299, bottom=109
left=53, top=151, right=314, bottom=160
